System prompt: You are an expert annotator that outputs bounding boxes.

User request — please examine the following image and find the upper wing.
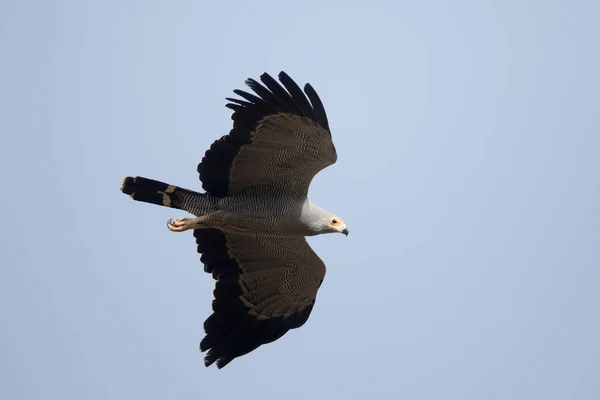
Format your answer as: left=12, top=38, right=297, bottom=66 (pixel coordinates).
left=194, top=229, right=326, bottom=369
left=197, top=71, right=337, bottom=197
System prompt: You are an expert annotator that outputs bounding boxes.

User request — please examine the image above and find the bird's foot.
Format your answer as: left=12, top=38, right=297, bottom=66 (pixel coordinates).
left=167, top=216, right=206, bottom=232
left=167, top=217, right=191, bottom=232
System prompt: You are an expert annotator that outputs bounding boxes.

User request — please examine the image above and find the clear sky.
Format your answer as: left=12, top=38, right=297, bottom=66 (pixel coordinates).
left=1, top=0, right=599, bottom=399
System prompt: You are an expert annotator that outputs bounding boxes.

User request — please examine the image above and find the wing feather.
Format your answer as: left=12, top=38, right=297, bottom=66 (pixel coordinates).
left=278, top=71, right=317, bottom=122
left=258, top=72, right=303, bottom=115
left=195, top=229, right=326, bottom=369
left=304, top=82, right=330, bottom=131
left=198, top=71, right=335, bottom=197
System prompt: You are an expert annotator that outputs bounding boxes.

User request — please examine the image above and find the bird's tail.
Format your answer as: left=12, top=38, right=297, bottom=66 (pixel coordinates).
left=120, top=176, right=216, bottom=216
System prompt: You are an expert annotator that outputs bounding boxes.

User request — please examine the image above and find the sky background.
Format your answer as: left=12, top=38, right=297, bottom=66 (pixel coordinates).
left=1, top=0, right=599, bottom=399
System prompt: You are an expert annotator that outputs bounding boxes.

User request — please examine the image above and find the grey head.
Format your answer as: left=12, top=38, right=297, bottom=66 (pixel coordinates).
left=300, top=201, right=349, bottom=236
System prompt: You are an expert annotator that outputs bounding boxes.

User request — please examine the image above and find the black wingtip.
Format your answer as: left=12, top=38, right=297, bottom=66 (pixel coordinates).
left=216, top=357, right=233, bottom=369
left=204, top=354, right=216, bottom=368
left=303, top=82, right=330, bottom=131
left=277, top=71, right=289, bottom=80
left=259, top=71, right=273, bottom=81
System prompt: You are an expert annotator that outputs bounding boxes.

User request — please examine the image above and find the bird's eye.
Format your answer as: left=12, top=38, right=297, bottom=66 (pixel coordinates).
left=332, top=219, right=338, bottom=224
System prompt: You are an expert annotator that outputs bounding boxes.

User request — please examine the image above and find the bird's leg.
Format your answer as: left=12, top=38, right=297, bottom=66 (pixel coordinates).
left=167, top=216, right=207, bottom=232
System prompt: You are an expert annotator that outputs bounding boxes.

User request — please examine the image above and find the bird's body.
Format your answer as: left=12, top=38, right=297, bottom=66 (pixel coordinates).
left=121, top=71, right=346, bottom=368
left=199, top=197, right=337, bottom=238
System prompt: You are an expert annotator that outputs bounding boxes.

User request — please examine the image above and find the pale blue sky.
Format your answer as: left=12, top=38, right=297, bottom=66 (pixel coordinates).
left=1, top=0, right=599, bottom=399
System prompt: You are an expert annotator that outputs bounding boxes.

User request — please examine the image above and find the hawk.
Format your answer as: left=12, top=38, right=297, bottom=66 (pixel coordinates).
left=121, top=71, right=347, bottom=368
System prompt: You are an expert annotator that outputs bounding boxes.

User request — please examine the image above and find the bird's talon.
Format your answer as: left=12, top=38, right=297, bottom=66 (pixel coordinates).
left=167, top=217, right=189, bottom=232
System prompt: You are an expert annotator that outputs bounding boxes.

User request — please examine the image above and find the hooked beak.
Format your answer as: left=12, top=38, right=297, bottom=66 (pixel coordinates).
left=341, top=227, right=349, bottom=236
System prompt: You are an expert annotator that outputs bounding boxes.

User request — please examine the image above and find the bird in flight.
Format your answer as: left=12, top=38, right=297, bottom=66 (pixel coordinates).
left=120, top=71, right=347, bottom=368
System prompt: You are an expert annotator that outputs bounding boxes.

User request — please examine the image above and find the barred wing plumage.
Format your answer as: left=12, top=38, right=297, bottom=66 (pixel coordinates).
left=197, top=71, right=337, bottom=198
left=195, top=229, right=326, bottom=368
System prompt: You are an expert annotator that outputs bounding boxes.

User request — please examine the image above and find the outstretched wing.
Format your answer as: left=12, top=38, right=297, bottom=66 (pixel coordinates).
left=194, top=229, right=326, bottom=368
left=198, top=71, right=337, bottom=197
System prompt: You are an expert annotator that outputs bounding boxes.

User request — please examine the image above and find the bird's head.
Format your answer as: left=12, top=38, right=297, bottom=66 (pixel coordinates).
left=328, top=215, right=349, bottom=236
left=302, top=202, right=348, bottom=236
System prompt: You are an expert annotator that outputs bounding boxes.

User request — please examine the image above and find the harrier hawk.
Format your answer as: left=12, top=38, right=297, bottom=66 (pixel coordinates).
left=120, top=71, right=347, bottom=368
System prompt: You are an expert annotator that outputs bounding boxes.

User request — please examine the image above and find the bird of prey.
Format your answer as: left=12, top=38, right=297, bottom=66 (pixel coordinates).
left=120, top=71, right=347, bottom=369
